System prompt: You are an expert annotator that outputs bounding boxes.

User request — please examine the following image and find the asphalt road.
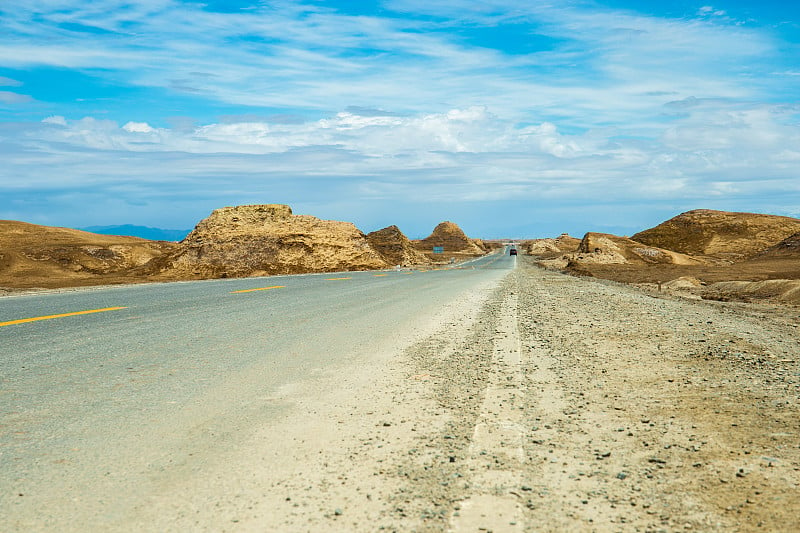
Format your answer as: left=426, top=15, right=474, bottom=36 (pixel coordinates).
left=0, top=250, right=515, bottom=530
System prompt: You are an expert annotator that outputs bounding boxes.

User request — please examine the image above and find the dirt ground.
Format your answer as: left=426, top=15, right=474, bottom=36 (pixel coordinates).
left=567, top=257, right=800, bottom=286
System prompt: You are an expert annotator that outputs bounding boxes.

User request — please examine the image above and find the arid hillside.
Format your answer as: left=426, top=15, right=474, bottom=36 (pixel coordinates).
left=0, top=220, right=178, bottom=289
left=1, top=206, right=425, bottom=290
left=755, top=231, right=800, bottom=258
left=153, top=205, right=390, bottom=279
left=632, top=209, right=800, bottom=261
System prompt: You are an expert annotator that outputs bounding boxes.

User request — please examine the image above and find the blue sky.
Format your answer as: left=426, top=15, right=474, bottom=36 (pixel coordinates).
left=1, top=0, right=799, bottom=238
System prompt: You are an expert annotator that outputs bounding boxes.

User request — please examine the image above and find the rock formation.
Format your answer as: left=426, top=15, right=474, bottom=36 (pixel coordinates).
left=537, top=232, right=703, bottom=272
left=366, top=225, right=430, bottom=267
left=632, top=210, right=800, bottom=261
left=156, top=204, right=389, bottom=278
left=414, top=221, right=485, bottom=256
left=575, top=233, right=704, bottom=265
left=525, top=233, right=580, bottom=255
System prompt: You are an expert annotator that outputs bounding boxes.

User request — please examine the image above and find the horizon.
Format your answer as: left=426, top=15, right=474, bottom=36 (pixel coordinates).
left=12, top=205, right=797, bottom=243
left=1, top=1, right=798, bottom=238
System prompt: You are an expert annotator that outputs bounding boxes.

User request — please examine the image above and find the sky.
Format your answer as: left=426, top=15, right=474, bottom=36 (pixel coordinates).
left=1, top=0, right=799, bottom=239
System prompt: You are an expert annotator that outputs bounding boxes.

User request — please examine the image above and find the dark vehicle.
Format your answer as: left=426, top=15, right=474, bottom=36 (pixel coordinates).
left=509, top=248, right=517, bottom=256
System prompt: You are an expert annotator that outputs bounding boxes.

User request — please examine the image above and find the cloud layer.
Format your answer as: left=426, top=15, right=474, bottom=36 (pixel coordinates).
left=0, top=0, right=798, bottom=236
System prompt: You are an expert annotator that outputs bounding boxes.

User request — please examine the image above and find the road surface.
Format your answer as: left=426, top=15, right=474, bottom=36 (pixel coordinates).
left=1, top=251, right=514, bottom=531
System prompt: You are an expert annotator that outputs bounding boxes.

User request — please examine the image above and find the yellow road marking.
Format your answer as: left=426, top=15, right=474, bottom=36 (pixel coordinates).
left=373, top=274, right=388, bottom=277
left=325, top=277, right=352, bottom=281
left=0, top=307, right=128, bottom=327
left=230, top=285, right=285, bottom=294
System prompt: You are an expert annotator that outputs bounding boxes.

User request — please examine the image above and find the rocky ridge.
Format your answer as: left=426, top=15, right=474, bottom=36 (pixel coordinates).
left=536, top=232, right=704, bottom=272
left=575, top=232, right=704, bottom=265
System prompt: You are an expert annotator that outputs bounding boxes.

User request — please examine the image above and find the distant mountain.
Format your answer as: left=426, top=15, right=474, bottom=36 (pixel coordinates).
left=80, top=224, right=190, bottom=242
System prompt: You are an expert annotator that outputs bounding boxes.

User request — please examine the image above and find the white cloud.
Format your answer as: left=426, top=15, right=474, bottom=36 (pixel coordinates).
left=0, top=91, right=32, bottom=104
left=42, top=115, right=68, bottom=126
left=123, top=121, right=156, bottom=133
left=8, top=102, right=797, bottom=207
left=0, top=0, right=786, bottom=128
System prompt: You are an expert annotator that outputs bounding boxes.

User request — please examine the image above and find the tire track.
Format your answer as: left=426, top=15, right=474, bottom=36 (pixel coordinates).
left=449, top=277, right=526, bottom=532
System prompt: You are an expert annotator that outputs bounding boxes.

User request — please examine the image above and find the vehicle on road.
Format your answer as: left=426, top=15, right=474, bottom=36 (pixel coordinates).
left=510, top=248, right=517, bottom=255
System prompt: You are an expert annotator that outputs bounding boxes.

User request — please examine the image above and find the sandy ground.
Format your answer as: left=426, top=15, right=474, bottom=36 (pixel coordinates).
left=5, top=258, right=799, bottom=531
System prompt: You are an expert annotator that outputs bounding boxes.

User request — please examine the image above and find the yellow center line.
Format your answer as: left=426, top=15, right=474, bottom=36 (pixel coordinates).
left=0, top=307, right=128, bottom=327
left=373, top=274, right=389, bottom=277
left=230, top=285, right=286, bottom=294
left=325, top=277, right=352, bottom=281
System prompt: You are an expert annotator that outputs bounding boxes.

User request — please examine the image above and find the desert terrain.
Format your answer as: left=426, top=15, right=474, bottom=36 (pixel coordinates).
left=2, top=206, right=799, bottom=531
left=0, top=205, right=490, bottom=291
left=528, top=210, right=800, bottom=306
left=3, top=256, right=798, bottom=531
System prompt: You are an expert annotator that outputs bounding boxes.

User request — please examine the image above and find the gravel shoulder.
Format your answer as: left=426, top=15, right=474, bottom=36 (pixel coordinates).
left=4, top=257, right=798, bottom=531
left=380, top=258, right=799, bottom=532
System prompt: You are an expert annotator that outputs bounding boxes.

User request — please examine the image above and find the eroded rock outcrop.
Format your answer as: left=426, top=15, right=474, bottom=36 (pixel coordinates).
left=537, top=232, right=704, bottom=272
left=575, top=233, right=704, bottom=265
left=157, top=205, right=389, bottom=278
left=366, top=225, right=430, bottom=267
left=525, top=233, right=581, bottom=255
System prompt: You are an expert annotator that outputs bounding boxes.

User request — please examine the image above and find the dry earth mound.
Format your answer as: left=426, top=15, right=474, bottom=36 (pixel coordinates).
left=632, top=209, right=800, bottom=261
left=0, top=220, right=178, bottom=289
left=156, top=205, right=389, bottom=278
left=414, top=221, right=486, bottom=257
left=366, top=225, right=431, bottom=267
left=525, top=233, right=580, bottom=255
